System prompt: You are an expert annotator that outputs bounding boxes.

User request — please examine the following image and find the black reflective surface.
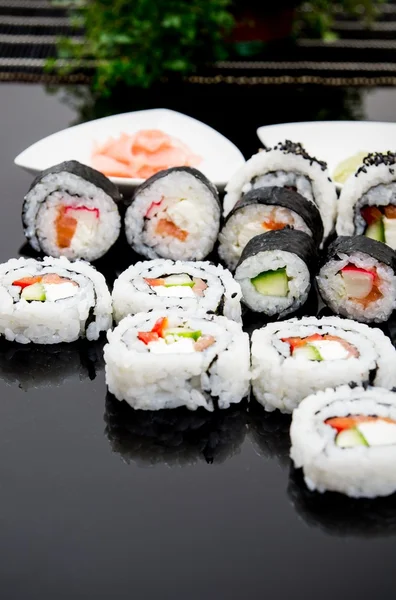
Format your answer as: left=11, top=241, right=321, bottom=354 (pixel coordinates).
left=1, top=83, right=396, bottom=599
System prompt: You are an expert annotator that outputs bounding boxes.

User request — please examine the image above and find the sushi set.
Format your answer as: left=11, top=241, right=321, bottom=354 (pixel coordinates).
left=8, top=127, right=396, bottom=502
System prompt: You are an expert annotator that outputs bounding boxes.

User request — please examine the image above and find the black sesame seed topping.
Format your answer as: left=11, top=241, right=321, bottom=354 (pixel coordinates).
left=355, top=151, right=396, bottom=176
left=271, top=140, right=327, bottom=171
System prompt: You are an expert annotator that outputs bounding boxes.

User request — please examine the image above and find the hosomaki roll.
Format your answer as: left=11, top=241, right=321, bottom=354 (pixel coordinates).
left=317, top=235, right=396, bottom=323
left=124, top=167, right=221, bottom=261
left=112, top=259, right=242, bottom=323
left=218, top=186, right=324, bottom=271
left=0, top=256, right=112, bottom=343
left=234, top=229, right=317, bottom=317
left=223, top=141, right=337, bottom=240
left=23, top=160, right=122, bottom=261
left=251, top=316, right=396, bottom=413
left=104, top=311, right=250, bottom=411
left=290, top=385, right=396, bottom=498
left=337, top=152, right=396, bottom=250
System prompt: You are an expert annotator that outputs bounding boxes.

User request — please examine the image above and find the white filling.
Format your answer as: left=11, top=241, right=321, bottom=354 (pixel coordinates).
left=155, top=285, right=195, bottom=298
left=147, top=337, right=195, bottom=354
left=310, top=340, right=350, bottom=360
left=43, top=282, right=79, bottom=302
left=383, top=217, right=396, bottom=249
left=357, top=420, right=396, bottom=446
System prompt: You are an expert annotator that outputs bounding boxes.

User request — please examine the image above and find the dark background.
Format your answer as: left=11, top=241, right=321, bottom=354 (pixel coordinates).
left=1, top=83, right=396, bottom=600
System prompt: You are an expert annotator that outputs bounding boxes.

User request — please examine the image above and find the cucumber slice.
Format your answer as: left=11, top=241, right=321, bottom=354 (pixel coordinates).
left=336, top=428, right=368, bottom=448
left=293, top=344, right=323, bottom=361
left=365, top=219, right=385, bottom=243
left=21, top=282, right=46, bottom=301
left=165, top=328, right=201, bottom=341
left=251, top=268, right=288, bottom=297
left=163, top=274, right=194, bottom=287
left=383, top=217, right=396, bottom=250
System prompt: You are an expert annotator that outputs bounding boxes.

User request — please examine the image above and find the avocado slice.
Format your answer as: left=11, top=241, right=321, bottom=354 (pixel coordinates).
left=365, top=219, right=385, bottom=243
left=21, top=282, right=46, bottom=301
left=293, top=344, right=323, bottom=361
left=165, top=328, right=202, bottom=342
left=163, top=274, right=194, bottom=287
left=336, top=427, right=368, bottom=448
left=251, top=268, right=288, bottom=297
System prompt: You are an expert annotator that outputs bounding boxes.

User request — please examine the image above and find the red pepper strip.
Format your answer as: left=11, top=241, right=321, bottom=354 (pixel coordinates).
left=151, top=317, right=168, bottom=338
left=12, top=276, right=42, bottom=289
left=137, top=331, right=159, bottom=345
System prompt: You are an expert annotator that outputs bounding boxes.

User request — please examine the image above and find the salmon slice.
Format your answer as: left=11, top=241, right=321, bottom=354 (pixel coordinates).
left=41, top=273, right=78, bottom=286
left=326, top=415, right=396, bottom=432
left=55, top=206, right=77, bottom=249
left=194, top=335, right=215, bottom=352
left=192, top=277, right=208, bottom=297
left=156, top=219, right=188, bottom=242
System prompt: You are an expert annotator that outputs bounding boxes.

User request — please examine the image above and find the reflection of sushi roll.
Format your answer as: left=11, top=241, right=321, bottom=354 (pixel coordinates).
left=288, top=468, right=396, bottom=538
left=248, top=400, right=291, bottom=469
left=234, top=230, right=317, bottom=317
left=104, top=394, right=247, bottom=467
left=124, top=167, right=221, bottom=261
left=104, top=311, right=250, bottom=412
left=290, top=385, right=396, bottom=498
left=23, top=161, right=122, bottom=261
left=337, top=152, right=396, bottom=250
left=219, top=186, right=324, bottom=271
left=251, top=316, right=396, bottom=413
left=317, top=236, right=396, bottom=323
left=112, top=259, right=242, bottom=323
left=0, top=256, right=112, bottom=344
left=223, top=141, right=337, bottom=239
left=0, top=339, right=104, bottom=389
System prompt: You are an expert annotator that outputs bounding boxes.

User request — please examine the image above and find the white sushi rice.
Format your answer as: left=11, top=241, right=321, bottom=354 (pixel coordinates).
left=223, top=147, right=337, bottom=239
left=0, top=256, right=112, bottom=344
left=337, top=161, right=396, bottom=236
left=125, top=171, right=220, bottom=261
left=235, top=250, right=310, bottom=316
left=317, top=251, right=396, bottom=323
left=251, top=316, right=396, bottom=413
left=104, top=311, right=250, bottom=411
left=290, top=385, right=396, bottom=498
left=112, top=259, right=242, bottom=323
left=24, top=172, right=121, bottom=261
left=218, top=204, right=312, bottom=271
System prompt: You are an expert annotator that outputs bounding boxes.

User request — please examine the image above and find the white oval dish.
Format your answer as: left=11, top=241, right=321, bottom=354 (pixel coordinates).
left=15, top=108, right=245, bottom=194
left=256, top=120, right=396, bottom=190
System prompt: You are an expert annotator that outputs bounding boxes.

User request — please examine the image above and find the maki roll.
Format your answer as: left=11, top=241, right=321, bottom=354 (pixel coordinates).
left=251, top=316, right=396, bottom=413
left=219, top=186, right=324, bottom=270
left=124, top=167, right=220, bottom=261
left=317, top=236, right=396, bottom=323
left=234, top=229, right=317, bottom=317
left=112, top=259, right=242, bottom=323
left=23, top=160, right=122, bottom=261
left=104, top=311, right=250, bottom=411
left=337, top=152, right=396, bottom=249
left=223, top=141, right=337, bottom=239
left=290, top=385, right=396, bottom=498
left=0, top=256, right=112, bottom=344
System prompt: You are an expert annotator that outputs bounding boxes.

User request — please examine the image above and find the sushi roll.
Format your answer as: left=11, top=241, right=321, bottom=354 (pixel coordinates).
left=104, top=311, right=250, bottom=412
left=317, top=235, right=396, bottom=323
left=234, top=229, right=317, bottom=317
left=337, top=152, right=396, bottom=249
left=112, top=259, right=242, bottom=323
left=0, top=256, right=112, bottom=344
left=290, top=385, right=396, bottom=498
left=219, top=186, right=324, bottom=270
left=251, top=316, right=396, bottom=413
left=23, top=160, right=122, bottom=261
left=124, top=167, right=220, bottom=261
left=223, top=141, right=337, bottom=240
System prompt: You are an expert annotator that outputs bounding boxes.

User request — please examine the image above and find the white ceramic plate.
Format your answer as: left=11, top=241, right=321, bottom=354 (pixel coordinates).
left=257, top=121, right=396, bottom=190
left=15, top=108, right=245, bottom=194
